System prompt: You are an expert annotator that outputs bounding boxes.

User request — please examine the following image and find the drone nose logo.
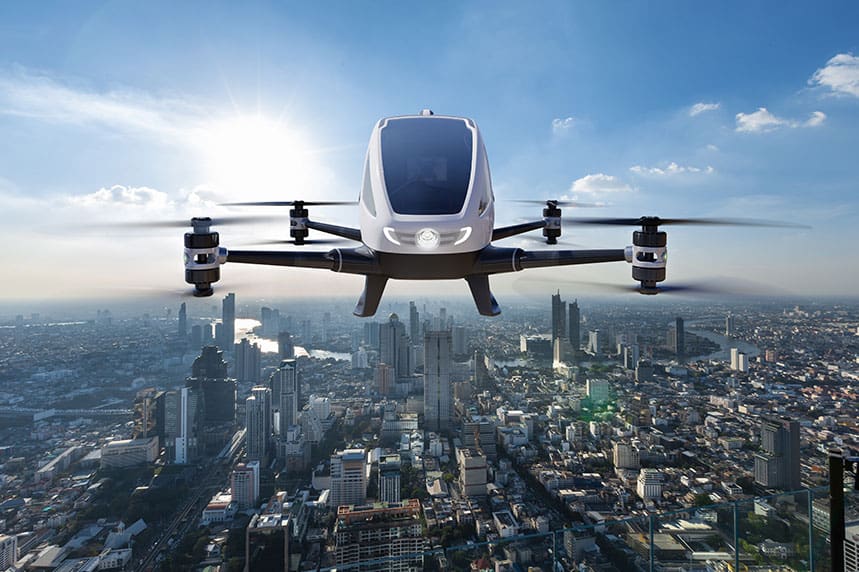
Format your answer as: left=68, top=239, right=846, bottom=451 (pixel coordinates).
left=415, top=228, right=440, bottom=250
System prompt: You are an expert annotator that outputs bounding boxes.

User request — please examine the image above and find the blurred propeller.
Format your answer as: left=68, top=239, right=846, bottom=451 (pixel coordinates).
left=508, top=199, right=605, bottom=208
left=514, top=275, right=780, bottom=298
left=516, top=235, right=586, bottom=248
left=220, top=200, right=357, bottom=207
left=234, top=237, right=354, bottom=247
left=88, top=215, right=283, bottom=230
left=562, top=216, right=809, bottom=228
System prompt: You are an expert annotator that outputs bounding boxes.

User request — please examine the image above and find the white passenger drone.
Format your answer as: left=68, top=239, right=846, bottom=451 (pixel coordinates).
left=157, top=109, right=801, bottom=316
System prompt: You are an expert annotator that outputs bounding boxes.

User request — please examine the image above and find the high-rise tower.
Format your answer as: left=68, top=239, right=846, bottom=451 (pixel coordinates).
left=234, top=338, right=261, bottom=384
left=568, top=299, right=580, bottom=351
left=271, top=359, right=299, bottom=435
left=178, top=302, right=187, bottom=338
left=219, top=292, right=236, bottom=349
left=551, top=291, right=567, bottom=341
left=424, top=330, right=452, bottom=433
left=754, top=418, right=800, bottom=490
left=245, top=386, right=271, bottom=463
left=186, top=346, right=236, bottom=456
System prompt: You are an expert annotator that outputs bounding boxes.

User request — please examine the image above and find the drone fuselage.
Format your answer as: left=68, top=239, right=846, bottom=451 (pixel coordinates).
left=358, top=113, right=495, bottom=257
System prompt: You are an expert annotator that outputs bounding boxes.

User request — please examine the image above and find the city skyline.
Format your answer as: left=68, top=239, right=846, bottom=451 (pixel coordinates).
left=1, top=3, right=858, bottom=301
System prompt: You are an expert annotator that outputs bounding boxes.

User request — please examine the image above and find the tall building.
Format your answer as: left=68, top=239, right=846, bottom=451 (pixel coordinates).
left=462, top=416, right=497, bottom=460
left=613, top=443, right=640, bottom=469
left=378, top=454, right=402, bottom=503
left=452, top=325, right=468, bottom=356
left=754, top=418, right=801, bottom=490
left=673, top=317, right=685, bottom=356
left=234, top=338, right=261, bottom=384
left=231, top=461, right=261, bottom=509
left=551, top=291, right=567, bottom=341
left=845, top=522, right=859, bottom=572
left=375, top=363, right=394, bottom=397
left=178, top=302, right=187, bottom=338
left=333, top=500, right=425, bottom=571
left=568, top=299, right=580, bottom=350
left=0, top=534, right=17, bottom=570
left=261, top=306, right=280, bottom=337
left=423, top=330, right=452, bottom=433
left=409, top=301, right=420, bottom=342
left=186, top=346, right=236, bottom=456
left=364, top=321, right=380, bottom=348
left=271, top=359, right=299, bottom=435
left=637, top=469, right=663, bottom=500
left=586, top=379, right=610, bottom=405
left=587, top=330, right=600, bottom=355
left=457, top=448, right=488, bottom=497
left=725, top=313, right=735, bottom=337
left=219, top=292, right=236, bottom=349
left=245, top=386, right=271, bottom=462
left=380, top=313, right=411, bottom=382
left=174, top=386, right=198, bottom=464
left=330, top=449, right=367, bottom=508
left=277, top=331, right=295, bottom=360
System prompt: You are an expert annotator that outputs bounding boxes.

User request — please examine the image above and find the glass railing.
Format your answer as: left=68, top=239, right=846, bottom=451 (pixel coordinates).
left=318, top=486, right=857, bottom=572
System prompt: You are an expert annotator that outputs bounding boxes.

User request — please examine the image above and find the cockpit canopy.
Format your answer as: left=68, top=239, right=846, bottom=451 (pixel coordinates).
left=380, top=117, right=474, bottom=215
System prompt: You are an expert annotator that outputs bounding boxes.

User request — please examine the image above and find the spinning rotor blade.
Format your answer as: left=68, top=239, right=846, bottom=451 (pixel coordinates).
left=563, top=216, right=809, bottom=228
left=508, top=199, right=605, bottom=208
left=517, top=235, right=586, bottom=248
left=91, top=215, right=282, bottom=230
left=236, top=237, right=353, bottom=247
left=515, top=275, right=778, bottom=298
left=220, top=200, right=357, bottom=207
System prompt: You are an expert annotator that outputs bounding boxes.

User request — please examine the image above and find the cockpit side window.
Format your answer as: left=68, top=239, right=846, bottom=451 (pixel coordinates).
left=381, top=118, right=473, bottom=215
left=361, top=156, right=376, bottom=217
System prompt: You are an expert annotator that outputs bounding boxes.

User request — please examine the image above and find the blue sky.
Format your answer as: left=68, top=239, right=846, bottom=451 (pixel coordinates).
left=1, top=1, right=858, bottom=301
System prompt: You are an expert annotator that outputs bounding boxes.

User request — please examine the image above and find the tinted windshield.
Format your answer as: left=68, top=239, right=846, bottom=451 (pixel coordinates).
left=381, top=117, right=474, bottom=215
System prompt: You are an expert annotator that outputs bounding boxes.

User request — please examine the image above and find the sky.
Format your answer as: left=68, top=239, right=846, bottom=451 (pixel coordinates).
left=1, top=1, right=858, bottom=306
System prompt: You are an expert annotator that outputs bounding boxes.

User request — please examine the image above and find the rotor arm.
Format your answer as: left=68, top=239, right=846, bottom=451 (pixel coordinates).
left=225, top=249, right=337, bottom=270
left=517, top=248, right=628, bottom=270
left=305, top=220, right=362, bottom=242
left=492, top=220, right=546, bottom=241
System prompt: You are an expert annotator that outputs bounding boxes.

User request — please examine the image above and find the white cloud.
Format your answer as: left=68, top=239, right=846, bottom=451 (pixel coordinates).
left=689, top=102, right=720, bottom=116
left=629, top=162, right=714, bottom=176
left=809, top=53, right=859, bottom=98
left=804, top=110, right=827, bottom=127
left=706, top=144, right=719, bottom=152
left=735, top=107, right=826, bottom=133
left=569, top=173, right=633, bottom=195
left=0, top=72, right=200, bottom=142
left=67, top=185, right=174, bottom=209
left=551, top=116, right=575, bottom=133
left=735, top=107, right=788, bottom=133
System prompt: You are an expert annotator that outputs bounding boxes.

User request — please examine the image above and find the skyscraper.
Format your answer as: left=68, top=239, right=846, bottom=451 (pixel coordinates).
left=186, top=346, right=236, bottom=456
left=278, top=331, right=295, bottom=360
left=409, top=301, right=420, bottom=342
left=231, top=461, right=261, bottom=509
left=178, top=302, right=187, bottom=338
left=375, top=363, right=394, bottom=397
left=424, top=330, right=452, bottom=433
left=245, top=386, right=271, bottom=462
left=674, top=317, right=685, bottom=356
left=330, top=449, right=367, bottom=508
left=551, top=291, right=567, bottom=341
left=378, top=454, right=402, bottom=503
left=174, top=386, right=198, bottom=464
left=271, top=359, right=299, bottom=435
left=725, top=313, right=735, bottom=337
left=219, top=292, right=236, bottom=349
left=754, top=418, right=801, bottom=490
left=234, top=338, right=261, bottom=384
left=568, top=299, right=580, bottom=351
left=380, top=313, right=411, bottom=382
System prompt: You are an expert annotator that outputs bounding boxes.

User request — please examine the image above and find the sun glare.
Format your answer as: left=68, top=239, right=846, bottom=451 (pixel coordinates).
left=197, top=114, right=314, bottom=199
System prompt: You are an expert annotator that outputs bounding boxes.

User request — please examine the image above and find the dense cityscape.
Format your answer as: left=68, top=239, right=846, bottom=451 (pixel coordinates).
left=0, top=293, right=857, bottom=572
